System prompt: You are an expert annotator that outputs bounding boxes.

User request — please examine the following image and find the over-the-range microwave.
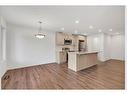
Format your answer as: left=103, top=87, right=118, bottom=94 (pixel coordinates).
left=64, top=39, right=72, bottom=45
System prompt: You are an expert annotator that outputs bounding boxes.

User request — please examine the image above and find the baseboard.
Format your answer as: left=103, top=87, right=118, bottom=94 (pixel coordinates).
left=98, top=58, right=125, bottom=63
left=7, top=62, right=57, bottom=70
left=110, top=59, right=125, bottom=62
left=98, top=59, right=111, bottom=62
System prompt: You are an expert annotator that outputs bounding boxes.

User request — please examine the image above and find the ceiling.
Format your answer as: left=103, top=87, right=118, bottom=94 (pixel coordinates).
left=0, top=6, right=125, bottom=35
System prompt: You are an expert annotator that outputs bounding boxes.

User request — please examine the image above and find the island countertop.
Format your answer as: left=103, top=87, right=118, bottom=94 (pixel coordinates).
left=68, top=51, right=98, bottom=55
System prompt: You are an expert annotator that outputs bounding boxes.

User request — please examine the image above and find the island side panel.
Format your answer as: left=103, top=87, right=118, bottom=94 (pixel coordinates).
left=68, top=52, right=77, bottom=71
left=77, top=53, right=98, bottom=71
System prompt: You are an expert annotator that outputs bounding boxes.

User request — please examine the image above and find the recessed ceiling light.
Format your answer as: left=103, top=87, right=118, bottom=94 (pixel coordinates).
left=109, top=29, right=113, bottom=31
left=98, top=29, right=102, bottom=32
left=61, top=28, right=64, bottom=31
left=75, top=20, right=79, bottom=24
left=89, top=25, right=93, bottom=29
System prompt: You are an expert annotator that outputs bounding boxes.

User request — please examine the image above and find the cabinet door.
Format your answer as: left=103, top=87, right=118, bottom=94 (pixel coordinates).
left=73, top=35, right=79, bottom=51
left=59, top=52, right=67, bottom=63
left=56, top=33, right=64, bottom=45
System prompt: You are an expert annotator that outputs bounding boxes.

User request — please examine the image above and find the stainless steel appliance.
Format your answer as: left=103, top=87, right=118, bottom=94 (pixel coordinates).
left=64, top=39, right=72, bottom=45
left=78, top=40, right=86, bottom=51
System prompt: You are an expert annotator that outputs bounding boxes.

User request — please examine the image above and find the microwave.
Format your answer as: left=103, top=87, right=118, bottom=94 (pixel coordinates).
left=64, top=39, right=72, bottom=45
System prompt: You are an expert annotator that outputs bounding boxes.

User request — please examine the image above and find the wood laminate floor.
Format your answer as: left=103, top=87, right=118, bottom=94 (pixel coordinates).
left=1, top=60, right=125, bottom=89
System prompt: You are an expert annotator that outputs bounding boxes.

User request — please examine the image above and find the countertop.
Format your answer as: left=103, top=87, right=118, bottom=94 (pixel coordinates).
left=68, top=51, right=98, bottom=55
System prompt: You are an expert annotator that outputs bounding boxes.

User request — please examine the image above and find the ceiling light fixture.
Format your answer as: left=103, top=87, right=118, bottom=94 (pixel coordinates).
left=89, top=25, right=93, bottom=29
left=75, top=20, right=79, bottom=24
left=35, top=21, right=45, bottom=39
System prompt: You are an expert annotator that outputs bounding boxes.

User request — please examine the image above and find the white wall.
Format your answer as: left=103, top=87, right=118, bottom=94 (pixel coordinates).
left=103, top=34, right=112, bottom=61
left=87, top=33, right=105, bottom=61
left=0, top=26, right=6, bottom=77
left=7, top=24, right=56, bottom=69
left=87, top=34, right=100, bottom=52
left=111, top=34, right=125, bottom=60
left=0, top=16, right=7, bottom=89
left=87, top=33, right=125, bottom=61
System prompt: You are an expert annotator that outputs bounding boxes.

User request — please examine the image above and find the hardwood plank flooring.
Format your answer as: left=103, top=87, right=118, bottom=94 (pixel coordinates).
left=1, top=60, right=125, bottom=89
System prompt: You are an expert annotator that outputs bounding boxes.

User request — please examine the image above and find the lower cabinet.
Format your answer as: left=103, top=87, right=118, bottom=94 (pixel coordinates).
left=56, top=51, right=67, bottom=64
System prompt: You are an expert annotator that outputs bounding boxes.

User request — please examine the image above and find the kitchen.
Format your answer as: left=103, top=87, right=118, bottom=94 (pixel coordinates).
left=56, top=32, right=98, bottom=71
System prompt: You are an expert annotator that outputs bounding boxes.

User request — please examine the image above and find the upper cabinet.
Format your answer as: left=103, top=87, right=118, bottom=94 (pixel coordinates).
left=78, top=35, right=86, bottom=40
left=56, top=32, right=65, bottom=45
left=56, top=32, right=74, bottom=45
left=56, top=32, right=87, bottom=47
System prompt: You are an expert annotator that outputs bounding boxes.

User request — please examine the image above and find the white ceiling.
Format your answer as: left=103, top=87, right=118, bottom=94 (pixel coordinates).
left=0, top=6, right=125, bottom=35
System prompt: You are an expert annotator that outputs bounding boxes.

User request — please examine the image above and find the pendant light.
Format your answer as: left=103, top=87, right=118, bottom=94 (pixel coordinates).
left=35, top=21, right=45, bottom=39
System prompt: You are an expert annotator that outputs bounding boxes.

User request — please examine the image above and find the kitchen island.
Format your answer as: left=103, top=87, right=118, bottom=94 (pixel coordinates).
left=68, top=51, right=98, bottom=72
